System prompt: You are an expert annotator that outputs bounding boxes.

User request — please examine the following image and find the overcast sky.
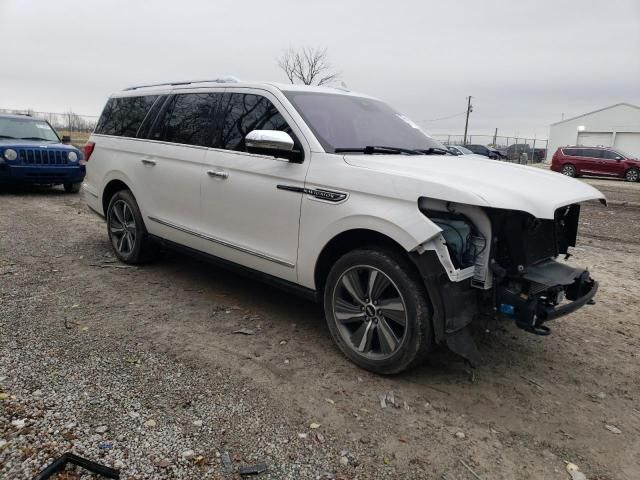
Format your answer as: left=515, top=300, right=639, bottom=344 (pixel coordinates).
left=1, top=0, right=638, bottom=138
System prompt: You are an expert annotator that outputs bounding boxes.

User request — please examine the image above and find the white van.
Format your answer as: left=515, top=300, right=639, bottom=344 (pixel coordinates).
left=83, top=78, right=604, bottom=374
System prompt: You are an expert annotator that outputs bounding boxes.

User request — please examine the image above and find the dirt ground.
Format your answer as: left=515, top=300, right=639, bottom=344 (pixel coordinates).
left=1, top=176, right=639, bottom=479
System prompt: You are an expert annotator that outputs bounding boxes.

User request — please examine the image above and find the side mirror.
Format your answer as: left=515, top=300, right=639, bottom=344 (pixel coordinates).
left=615, top=156, right=622, bottom=161
left=61, top=135, right=71, bottom=144
left=245, top=130, right=294, bottom=153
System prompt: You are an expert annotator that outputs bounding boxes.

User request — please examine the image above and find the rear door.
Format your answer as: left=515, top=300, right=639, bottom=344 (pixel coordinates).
left=572, top=148, right=599, bottom=174
left=200, top=89, right=310, bottom=282
left=139, top=91, right=220, bottom=244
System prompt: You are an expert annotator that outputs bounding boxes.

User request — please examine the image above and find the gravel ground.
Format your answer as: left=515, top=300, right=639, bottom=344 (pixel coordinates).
left=1, top=178, right=639, bottom=479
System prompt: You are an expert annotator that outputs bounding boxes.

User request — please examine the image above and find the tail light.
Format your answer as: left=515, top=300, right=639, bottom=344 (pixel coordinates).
left=83, top=142, right=95, bottom=163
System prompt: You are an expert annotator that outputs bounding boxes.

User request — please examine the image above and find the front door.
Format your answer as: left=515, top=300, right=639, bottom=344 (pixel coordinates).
left=200, top=90, right=310, bottom=282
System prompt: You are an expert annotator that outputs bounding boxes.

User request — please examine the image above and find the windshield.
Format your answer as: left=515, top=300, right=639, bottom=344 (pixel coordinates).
left=283, top=91, right=445, bottom=153
left=454, top=146, right=473, bottom=155
left=0, top=117, right=60, bottom=142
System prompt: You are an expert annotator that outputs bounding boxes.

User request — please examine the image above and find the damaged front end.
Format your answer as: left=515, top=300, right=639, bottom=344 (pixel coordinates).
left=413, top=199, right=599, bottom=366
left=489, top=205, right=598, bottom=335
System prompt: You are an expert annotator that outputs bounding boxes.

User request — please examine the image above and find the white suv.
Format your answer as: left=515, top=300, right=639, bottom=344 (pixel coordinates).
left=83, top=78, right=605, bottom=374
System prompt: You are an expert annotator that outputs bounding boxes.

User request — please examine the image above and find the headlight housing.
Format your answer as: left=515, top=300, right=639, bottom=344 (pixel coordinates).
left=3, top=149, right=17, bottom=161
left=67, top=151, right=78, bottom=162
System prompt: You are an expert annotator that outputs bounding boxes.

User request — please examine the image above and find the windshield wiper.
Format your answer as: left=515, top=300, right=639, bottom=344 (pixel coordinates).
left=20, top=137, right=55, bottom=142
left=416, top=147, right=452, bottom=155
left=335, top=146, right=422, bottom=155
left=0, top=135, right=17, bottom=139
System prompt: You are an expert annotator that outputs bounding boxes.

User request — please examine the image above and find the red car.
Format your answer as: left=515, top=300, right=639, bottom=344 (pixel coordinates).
left=551, top=146, right=640, bottom=182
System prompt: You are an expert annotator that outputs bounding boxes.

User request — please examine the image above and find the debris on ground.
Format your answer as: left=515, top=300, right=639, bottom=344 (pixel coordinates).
left=604, top=424, right=622, bottom=434
left=238, top=462, right=268, bottom=475
left=233, top=328, right=256, bottom=336
left=566, top=462, right=588, bottom=480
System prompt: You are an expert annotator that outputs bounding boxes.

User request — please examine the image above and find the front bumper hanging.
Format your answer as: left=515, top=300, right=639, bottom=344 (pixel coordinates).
left=496, top=260, right=598, bottom=335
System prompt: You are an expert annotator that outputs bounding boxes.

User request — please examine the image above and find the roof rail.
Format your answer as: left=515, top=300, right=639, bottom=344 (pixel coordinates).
left=123, top=76, right=240, bottom=91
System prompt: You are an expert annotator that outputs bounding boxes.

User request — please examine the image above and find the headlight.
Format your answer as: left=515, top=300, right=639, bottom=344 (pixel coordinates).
left=3, top=149, right=17, bottom=161
left=67, top=151, right=78, bottom=162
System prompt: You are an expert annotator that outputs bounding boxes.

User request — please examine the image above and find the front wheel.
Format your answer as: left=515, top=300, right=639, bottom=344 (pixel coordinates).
left=323, top=248, right=432, bottom=375
left=561, top=164, right=576, bottom=177
left=106, top=190, right=151, bottom=264
left=64, top=182, right=81, bottom=193
left=625, top=168, right=639, bottom=182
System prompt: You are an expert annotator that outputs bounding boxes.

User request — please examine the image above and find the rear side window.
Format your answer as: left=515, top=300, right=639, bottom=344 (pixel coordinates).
left=151, top=93, right=219, bottom=147
left=216, top=93, right=291, bottom=151
left=95, top=95, right=159, bottom=137
left=562, top=148, right=578, bottom=156
left=583, top=148, right=602, bottom=159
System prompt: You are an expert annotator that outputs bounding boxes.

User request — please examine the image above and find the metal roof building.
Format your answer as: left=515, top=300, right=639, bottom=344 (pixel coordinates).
left=547, top=103, right=640, bottom=161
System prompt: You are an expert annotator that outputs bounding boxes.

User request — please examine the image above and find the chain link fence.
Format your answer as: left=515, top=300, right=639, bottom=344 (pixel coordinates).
left=431, top=133, right=549, bottom=163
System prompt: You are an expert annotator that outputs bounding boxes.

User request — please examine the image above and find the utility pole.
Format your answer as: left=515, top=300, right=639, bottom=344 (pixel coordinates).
left=463, top=96, right=472, bottom=144
left=492, top=127, right=498, bottom=146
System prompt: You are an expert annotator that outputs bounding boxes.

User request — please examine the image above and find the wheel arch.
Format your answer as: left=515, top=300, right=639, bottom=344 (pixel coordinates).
left=313, top=228, right=414, bottom=294
left=102, top=178, right=133, bottom=216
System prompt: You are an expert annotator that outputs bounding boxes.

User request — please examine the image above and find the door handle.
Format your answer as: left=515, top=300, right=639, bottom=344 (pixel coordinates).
left=207, top=170, right=228, bottom=179
left=141, top=158, right=156, bottom=166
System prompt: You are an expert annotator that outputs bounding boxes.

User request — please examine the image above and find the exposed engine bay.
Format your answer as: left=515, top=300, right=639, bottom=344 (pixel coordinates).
left=415, top=199, right=598, bottom=364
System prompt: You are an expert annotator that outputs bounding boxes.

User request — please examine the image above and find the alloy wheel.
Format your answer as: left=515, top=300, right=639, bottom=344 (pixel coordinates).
left=562, top=165, right=575, bottom=177
left=626, top=169, right=639, bottom=182
left=109, top=200, right=137, bottom=255
left=332, top=266, right=408, bottom=360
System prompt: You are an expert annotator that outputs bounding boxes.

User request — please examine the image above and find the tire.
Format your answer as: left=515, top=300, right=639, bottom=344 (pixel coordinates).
left=64, top=182, right=81, bottom=193
left=561, top=164, right=576, bottom=177
left=323, top=247, right=432, bottom=375
left=624, top=168, right=639, bottom=182
left=106, top=190, right=151, bottom=264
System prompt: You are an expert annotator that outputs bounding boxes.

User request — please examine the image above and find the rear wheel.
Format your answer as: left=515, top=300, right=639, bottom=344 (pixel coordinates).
left=561, top=164, right=576, bottom=177
left=64, top=182, right=81, bottom=193
left=323, top=248, right=432, bottom=375
left=106, top=190, right=151, bottom=264
left=625, top=168, right=639, bottom=182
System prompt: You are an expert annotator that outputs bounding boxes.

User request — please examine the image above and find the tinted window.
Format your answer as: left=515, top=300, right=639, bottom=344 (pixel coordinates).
left=137, top=95, right=168, bottom=139
left=601, top=150, right=621, bottom=160
left=216, top=93, right=292, bottom=151
left=563, top=148, right=578, bottom=156
left=152, top=93, right=219, bottom=146
left=582, top=148, right=602, bottom=159
left=95, top=95, right=159, bottom=137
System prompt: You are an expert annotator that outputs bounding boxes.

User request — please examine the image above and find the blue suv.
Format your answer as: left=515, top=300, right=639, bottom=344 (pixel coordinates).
left=0, top=113, right=85, bottom=192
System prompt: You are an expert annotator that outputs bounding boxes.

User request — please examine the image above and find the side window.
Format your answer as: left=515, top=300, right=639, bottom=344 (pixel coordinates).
left=583, top=148, right=602, bottom=159
left=152, top=93, right=218, bottom=147
left=137, top=96, right=168, bottom=139
left=216, top=93, right=295, bottom=152
left=601, top=150, right=620, bottom=160
left=563, top=148, right=577, bottom=156
left=95, top=95, right=159, bottom=137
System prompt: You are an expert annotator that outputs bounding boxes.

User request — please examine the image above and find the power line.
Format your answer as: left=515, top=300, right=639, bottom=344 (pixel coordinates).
left=416, top=111, right=468, bottom=123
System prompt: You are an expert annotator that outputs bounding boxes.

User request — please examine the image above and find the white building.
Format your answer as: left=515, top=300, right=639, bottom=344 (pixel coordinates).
left=547, top=103, right=640, bottom=161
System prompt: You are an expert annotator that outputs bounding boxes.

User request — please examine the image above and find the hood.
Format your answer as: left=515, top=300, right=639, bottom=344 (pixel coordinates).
left=343, top=153, right=606, bottom=219
left=0, top=139, right=78, bottom=150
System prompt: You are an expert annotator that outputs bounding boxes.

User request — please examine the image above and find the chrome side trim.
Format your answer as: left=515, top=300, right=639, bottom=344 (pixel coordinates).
left=147, top=216, right=295, bottom=268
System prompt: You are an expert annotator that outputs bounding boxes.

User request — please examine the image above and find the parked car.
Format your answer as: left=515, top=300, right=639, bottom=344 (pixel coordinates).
left=446, top=145, right=486, bottom=158
left=0, top=113, right=85, bottom=192
left=506, top=144, right=547, bottom=163
left=551, top=146, right=640, bottom=182
left=84, top=79, right=604, bottom=374
left=464, top=144, right=506, bottom=159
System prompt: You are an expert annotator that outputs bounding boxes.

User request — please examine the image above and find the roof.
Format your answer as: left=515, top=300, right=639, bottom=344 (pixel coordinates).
left=550, top=103, right=640, bottom=126
left=116, top=78, right=370, bottom=99
left=0, top=113, right=35, bottom=120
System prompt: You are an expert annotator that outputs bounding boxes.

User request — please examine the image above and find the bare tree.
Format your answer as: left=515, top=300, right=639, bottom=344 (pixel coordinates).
left=277, top=47, right=340, bottom=86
